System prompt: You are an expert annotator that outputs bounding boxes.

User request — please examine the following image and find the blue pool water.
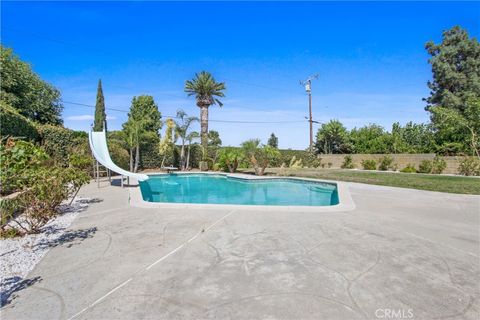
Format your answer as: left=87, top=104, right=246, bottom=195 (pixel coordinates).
left=139, top=174, right=339, bottom=206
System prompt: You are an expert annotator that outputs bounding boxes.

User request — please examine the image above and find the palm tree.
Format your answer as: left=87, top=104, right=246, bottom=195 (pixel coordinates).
left=175, top=109, right=199, bottom=170
left=122, top=119, right=144, bottom=172
left=184, top=71, right=226, bottom=170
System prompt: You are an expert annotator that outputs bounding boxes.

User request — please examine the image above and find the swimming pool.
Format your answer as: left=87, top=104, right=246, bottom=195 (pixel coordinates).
left=139, top=174, right=339, bottom=206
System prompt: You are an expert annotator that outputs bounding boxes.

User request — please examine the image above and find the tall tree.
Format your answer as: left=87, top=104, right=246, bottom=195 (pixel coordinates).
left=175, top=109, right=198, bottom=170
left=122, top=119, right=142, bottom=172
left=315, top=120, right=351, bottom=154
left=122, top=95, right=162, bottom=172
left=267, top=133, right=278, bottom=148
left=430, top=99, right=480, bottom=157
left=93, top=79, right=106, bottom=131
left=127, top=96, right=162, bottom=134
left=350, top=124, right=392, bottom=154
left=0, top=46, right=63, bottom=125
left=391, top=122, right=435, bottom=154
left=184, top=71, right=226, bottom=170
left=425, top=26, right=480, bottom=153
left=425, top=26, right=480, bottom=113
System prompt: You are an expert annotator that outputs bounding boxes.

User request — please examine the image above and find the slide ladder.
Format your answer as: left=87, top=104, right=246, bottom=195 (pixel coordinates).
left=89, top=128, right=149, bottom=184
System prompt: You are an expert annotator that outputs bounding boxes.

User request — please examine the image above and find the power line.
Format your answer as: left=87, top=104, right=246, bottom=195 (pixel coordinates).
left=61, top=100, right=308, bottom=124
left=61, top=100, right=129, bottom=113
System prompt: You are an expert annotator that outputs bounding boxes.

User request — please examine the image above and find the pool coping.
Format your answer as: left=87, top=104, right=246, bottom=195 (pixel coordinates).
left=128, top=172, right=356, bottom=212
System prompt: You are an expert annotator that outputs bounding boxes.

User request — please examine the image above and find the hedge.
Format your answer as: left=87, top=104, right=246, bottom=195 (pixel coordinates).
left=108, top=140, right=130, bottom=170
left=0, top=102, right=39, bottom=141
left=275, top=149, right=321, bottom=168
left=140, top=134, right=162, bottom=169
left=37, top=124, right=77, bottom=166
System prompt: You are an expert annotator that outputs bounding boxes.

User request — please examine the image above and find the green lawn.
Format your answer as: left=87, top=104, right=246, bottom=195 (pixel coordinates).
left=239, top=168, right=480, bottom=195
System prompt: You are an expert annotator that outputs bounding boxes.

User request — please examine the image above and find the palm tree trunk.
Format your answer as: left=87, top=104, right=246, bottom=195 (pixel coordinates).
left=200, top=105, right=209, bottom=160
left=180, top=138, right=186, bottom=170
left=134, top=145, right=140, bottom=173
left=186, top=144, right=191, bottom=170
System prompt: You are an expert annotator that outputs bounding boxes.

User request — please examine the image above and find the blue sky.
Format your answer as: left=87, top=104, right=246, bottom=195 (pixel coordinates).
left=2, top=1, right=479, bottom=149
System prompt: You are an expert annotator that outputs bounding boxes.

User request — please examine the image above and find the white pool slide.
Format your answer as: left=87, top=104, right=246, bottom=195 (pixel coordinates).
left=89, top=129, right=149, bottom=181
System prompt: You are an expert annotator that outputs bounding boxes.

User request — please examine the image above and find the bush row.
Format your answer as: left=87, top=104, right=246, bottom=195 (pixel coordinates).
left=0, top=102, right=40, bottom=142
left=338, top=154, right=480, bottom=175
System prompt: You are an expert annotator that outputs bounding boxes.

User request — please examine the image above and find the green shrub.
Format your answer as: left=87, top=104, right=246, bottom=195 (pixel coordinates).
left=218, top=147, right=243, bottom=173
left=431, top=156, right=447, bottom=174
left=400, top=164, right=417, bottom=173
left=38, top=124, right=76, bottom=166
left=241, top=139, right=280, bottom=175
left=458, top=157, right=480, bottom=176
left=302, top=151, right=321, bottom=168
left=187, top=144, right=201, bottom=169
left=139, top=133, right=162, bottom=169
left=0, top=102, right=39, bottom=141
left=273, top=149, right=320, bottom=168
left=0, top=138, right=49, bottom=195
left=378, top=155, right=394, bottom=171
left=361, top=159, right=377, bottom=170
left=187, top=147, right=321, bottom=169
left=108, top=140, right=130, bottom=170
left=1, top=167, right=89, bottom=236
left=0, top=139, right=90, bottom=236
left=289, top=156, right=303, bottom=168
left=341, top=155, right=354, bottom=169
left=418, top=160, right=433, bottom=173
left=69, top=154, right=93, bottom=176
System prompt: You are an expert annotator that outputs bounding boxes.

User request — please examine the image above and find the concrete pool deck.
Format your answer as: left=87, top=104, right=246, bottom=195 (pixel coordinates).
left=1, top=178, right=479, bottom=319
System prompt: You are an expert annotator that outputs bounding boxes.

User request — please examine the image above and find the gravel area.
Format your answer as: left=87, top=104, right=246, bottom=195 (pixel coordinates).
left=0, top=197, right=95, bottom=306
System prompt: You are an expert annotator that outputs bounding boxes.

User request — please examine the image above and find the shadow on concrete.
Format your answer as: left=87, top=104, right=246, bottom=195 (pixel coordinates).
left=36, top=227, right=98, bottom=250
left=59, top=198, right=104, bottom=215
left=1, top=276, right=42, bottom=307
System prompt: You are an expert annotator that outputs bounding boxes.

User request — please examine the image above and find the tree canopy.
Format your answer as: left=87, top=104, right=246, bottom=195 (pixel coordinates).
left=268, top=133, right=278, bottom=148
left=184, top=71, right=226, bottom=107
left=315, top=120, right=351, bottom=154
left=0, top=46, right=63, bottom=125
left=425, top=26, right=480, bottom=113
left=122, top=95, right=162, bottom=171
left=125, top=95, right=162, bottom=134
left=349, top=124, right=392, bottom=154
left=425, top=26, right=480, bottom=154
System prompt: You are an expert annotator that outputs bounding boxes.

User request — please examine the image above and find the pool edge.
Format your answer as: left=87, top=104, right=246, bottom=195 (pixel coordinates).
left=128, top=172, right=356, bottom=212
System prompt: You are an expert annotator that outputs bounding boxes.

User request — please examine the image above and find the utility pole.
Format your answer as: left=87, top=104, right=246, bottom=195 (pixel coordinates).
left=300, top=74, right=319, bottom=151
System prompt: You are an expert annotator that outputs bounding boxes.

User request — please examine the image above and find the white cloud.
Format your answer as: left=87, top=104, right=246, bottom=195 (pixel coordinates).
left=66, top=115, right=93, bottom=121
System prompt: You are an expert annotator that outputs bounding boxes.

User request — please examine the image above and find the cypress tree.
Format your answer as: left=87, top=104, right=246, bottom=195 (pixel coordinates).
left=93, top=79, right=106, bottom=131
